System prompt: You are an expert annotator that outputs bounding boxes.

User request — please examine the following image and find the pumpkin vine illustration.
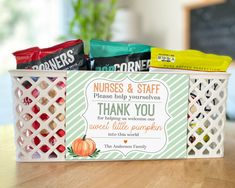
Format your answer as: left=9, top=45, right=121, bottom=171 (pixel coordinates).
left=68, top=135, right=100, bottom=158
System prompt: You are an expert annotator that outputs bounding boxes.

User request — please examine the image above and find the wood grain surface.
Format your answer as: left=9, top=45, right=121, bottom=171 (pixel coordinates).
left=0, top=121, right=235, bottom=188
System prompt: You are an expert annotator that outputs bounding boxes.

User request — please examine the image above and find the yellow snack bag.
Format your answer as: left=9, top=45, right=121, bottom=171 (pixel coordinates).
left=150, top=48, right=232, bottom=72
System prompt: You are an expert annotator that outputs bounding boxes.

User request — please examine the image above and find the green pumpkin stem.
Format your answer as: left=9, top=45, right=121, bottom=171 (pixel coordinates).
left=82, top=135, right=86, bottom=140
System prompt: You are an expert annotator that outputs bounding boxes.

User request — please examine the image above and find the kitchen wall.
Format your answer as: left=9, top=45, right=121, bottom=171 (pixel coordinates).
left=118, top=0, right=198, bottom=49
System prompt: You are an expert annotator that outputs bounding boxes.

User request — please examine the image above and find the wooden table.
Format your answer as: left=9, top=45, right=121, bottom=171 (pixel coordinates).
left=1, top=122, right=235, bottom=188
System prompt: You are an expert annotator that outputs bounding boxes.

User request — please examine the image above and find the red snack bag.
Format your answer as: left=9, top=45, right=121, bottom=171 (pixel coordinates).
left=13, top=39, right=87, bottom=70
left=13, top=47, right=40, bottom=69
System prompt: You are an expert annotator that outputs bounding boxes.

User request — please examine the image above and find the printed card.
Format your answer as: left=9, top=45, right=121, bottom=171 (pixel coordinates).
left=66, top=72, right=189, bottom=160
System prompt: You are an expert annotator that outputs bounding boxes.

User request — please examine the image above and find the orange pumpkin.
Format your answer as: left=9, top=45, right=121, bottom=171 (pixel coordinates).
left=72, top=135, right=96, bottom=157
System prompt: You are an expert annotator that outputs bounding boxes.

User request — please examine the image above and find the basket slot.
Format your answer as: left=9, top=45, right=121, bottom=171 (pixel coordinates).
left=11, top=74, right=66, bottom=161
left=187, top=77, right=227, bottom=158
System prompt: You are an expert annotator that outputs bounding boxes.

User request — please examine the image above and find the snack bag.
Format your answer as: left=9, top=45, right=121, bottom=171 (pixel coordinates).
left=150, top=48, right=232, bottom=72
left=13, top=47, right=40, bottom=69
left=13, top=39, right=87, bottom=70
left=90, top=40, right=151, bottom=71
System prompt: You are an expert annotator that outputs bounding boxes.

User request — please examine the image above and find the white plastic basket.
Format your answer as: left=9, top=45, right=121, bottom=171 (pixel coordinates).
left=9, top=70, right=229, bottom=161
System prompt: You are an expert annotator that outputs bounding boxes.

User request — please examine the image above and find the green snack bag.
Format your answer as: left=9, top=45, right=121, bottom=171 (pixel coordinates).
left=90, top=40, right=151, bottom=71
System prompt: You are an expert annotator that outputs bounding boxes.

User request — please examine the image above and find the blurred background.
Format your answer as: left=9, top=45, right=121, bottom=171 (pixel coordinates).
left=0, top=0, right=234, bottom=125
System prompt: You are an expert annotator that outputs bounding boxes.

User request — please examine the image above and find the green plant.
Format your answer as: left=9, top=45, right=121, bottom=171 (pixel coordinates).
left=67, top=0, right=117, bottom=53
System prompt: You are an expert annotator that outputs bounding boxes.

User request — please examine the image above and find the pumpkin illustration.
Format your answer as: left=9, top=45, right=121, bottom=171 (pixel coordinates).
left=72, top=135, right=96, bottom=157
